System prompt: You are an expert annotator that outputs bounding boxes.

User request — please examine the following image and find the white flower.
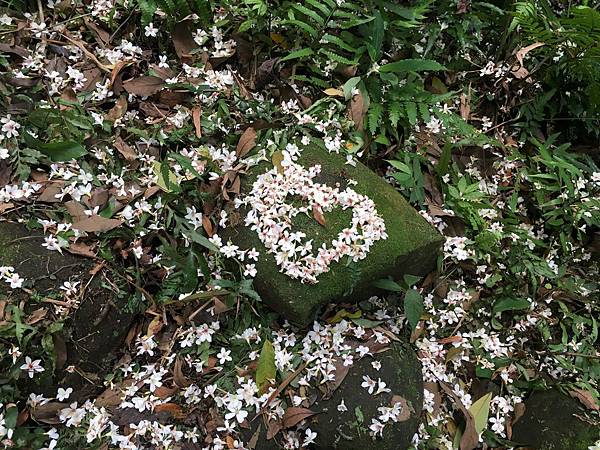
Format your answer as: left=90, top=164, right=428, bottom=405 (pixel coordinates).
left=20, top=356, right=45, bottom=378
left=56, top=387, right=73, bottom=401
left=137, top=335, right=157, bottom=356
left=361, top=375, right=377, bottom=394
left=8, top=273, right=24, bottom=289
left=303, top=428, right=317, bottom=446
left=369, top=418, right=385, bottom=437
left=1, top=115, right=20, bottom=138
left=144, top=23, right=158, bottom=37
left=337, top=399, right=348, bottom=412
left=217, top=348, right=232, bottom=365
left=243, top=264, right=257, bottom=278
left=0, top=148, right=9, bottom=160
left=132, top=245, right=143, bottom=259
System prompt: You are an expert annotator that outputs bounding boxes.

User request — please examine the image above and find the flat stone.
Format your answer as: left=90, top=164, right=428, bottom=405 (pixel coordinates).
left=225, top=145, right=443, bottom=326
left=511, top=389, right=600, bottom=450
left=0, top=221, right=134, bottom=398
left=244, top=342, right=422, bottom=449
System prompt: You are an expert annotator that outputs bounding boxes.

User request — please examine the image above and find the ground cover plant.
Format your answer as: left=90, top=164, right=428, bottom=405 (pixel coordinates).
left=0, top=0, right=599, bottom=449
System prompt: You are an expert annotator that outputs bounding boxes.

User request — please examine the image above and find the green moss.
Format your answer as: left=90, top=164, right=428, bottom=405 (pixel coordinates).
left=225, top=146, right=444, bottom=326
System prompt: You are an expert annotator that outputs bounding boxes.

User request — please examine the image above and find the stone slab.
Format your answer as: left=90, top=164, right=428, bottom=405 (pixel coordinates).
left=225, top=145, right=443, bottom=326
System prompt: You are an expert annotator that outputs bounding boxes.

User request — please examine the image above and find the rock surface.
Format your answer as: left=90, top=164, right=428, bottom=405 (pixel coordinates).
left=226, top=145, right=443, bottom=326
left=511, top=389, right=600, bottom=450
left=0, top=221, right=134, bottom=398
left=246, top=342, right=423, bottom=450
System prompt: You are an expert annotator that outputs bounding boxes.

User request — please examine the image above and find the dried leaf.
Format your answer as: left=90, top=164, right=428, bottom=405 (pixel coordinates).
left=154, top=402, right=185, bottom=419
left=312, top=205, right=327, bottom=227
left=123, top=76, right=164, bottom=97
left=66, top=242, right=96, bottom=258
left=349, top=92, right=366, bottom=131
left=192, top=106, right=202, bottom=138
left=173, top=356, right=190, bottom=388
left=26, top=308, right=48, bottom=325
left=173, top=21, right=197, bottom=61
left=65, top=201, right=87, bottom=223
left=37, top=182, right=64, bottom=203
left=72, top=216, right=122, bottom=233
left=390, top=395, right=412, bottom=422
left=281, top=407, right=316, bottom=429
left=439, top=381, right=478, bottom=450
left=52, top=334, right=67, bottom=370
left=146, top=315, right=163, bottom=336
left=324, top=88, right=343, bottom=97
left=114, top=136, right=137, bottom=161
left=236, top=127, right=257, bottom=158
left=515, top=42, right=545, bottom=67
left=106, top=96, right=128, bottom=121
left=31, top=402, right=67, bottom=424
left=569, top=388, right=600, bottom=411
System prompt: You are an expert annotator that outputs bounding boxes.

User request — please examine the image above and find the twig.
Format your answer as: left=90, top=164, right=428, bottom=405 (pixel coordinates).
left=59, top=31, right=111, bottom=73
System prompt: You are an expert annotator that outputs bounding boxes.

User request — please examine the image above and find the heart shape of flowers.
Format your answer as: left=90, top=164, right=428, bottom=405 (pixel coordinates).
left=243, top=157, right=387, bottom=284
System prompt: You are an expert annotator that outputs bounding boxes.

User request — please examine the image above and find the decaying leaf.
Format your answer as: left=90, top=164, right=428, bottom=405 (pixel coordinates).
left=154, top=402, right=185, bottom=419
left=236, top=127, right=257, bottom=158
left=439, top=381, right=478, bottom=450
left=31, top=402, right=67, bottom=424
left=272, top=151, right=284, bottom=174
left=281, top=407, right=317, bottom=429
left=569, top=388, right=600, bottom=411
left=312, top=205, right=327, bottom=227
left=192, top=106, right=202, bottom=138
left=390, top=395, right=412, bottom=422
left=123, top=76, right=164, bottom=97
left=173, top=356, right=190, bottom=388
left=72, top=216, right=123, bottom=233
left=349, top=91, right=367, bottom=131
left=114, top=136, right=137, bottom=161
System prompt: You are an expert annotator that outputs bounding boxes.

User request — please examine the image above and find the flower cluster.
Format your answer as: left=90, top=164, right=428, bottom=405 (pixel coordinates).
left=242, top=152, right=387, bottom=283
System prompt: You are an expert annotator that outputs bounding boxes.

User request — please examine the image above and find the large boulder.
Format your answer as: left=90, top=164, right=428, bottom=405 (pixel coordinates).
left=511, top=389, right=600, bottom=450
left=225, top=145, right=443, bottom=326
left=245, top=342, right=423, bottom=450
left=0, top=221, right=135, bottom=398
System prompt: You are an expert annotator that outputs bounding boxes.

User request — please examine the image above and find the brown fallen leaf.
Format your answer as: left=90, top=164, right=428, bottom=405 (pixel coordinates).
left=66, top=241, right=96, bottom=258
left=26, top=307, right=48, bottom=325
left=173, top=356, right=190, bottom=388
left=123, top=76, right=164, bottom=97
left=72, top=215, right=122, bottom=233
left=154, top=402, right=186, bottom=419
left=95, top=379, right=135, bottom=408
left=106, top=95, right=128, bottom=121
left=236, top=127, right=257, bottom=157
left=65, top=201, right=87, bottom=223
left=31, top=402, right=67, bottom=424
left=266, top=418, right=282, bottom=440
left=0, top=202, right=15, bottom=214
left=37, top=181, right=64, bottom=203
left=569, top=388, right=600, bottom=411
left=114, top=136, right=137, bottom=161
left=281, top=407, right=317, bottom=429
left=349, top=91, right=367, bottom=131
left=439, top=381, right=478, bottom=450
left=390, top=395, right=412, bottom=422
left=192, top=106, right=202, bottom=138
left=172, top=21, right=197, bottom=61
left=312, top=205, right=327, bottom=227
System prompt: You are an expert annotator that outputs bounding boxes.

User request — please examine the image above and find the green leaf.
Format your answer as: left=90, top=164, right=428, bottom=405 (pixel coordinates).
left=373, top=278, right=403, bottom=292
left=342, top=76, right=361, bottom=100
left=493, top=297, right=531, bottom=315
left=469, top=392, right=492, bottom=435
left=379, top=59, right=446, bottom=73
left=404, top=289, right=424, bottom=330
left=370, top=10, right=384, bottom=61
left=256, top=339, right=276, bottom=392
left=38, top=141, right=87, bottom=162
left=280, top=48, right=314, bottom=62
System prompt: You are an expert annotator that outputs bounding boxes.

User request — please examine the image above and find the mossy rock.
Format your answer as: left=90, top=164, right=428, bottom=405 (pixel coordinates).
left=244, top=342, right=422, bottom=450
left=0, top=221, right=134, bottom=398
left=225, top=146, right=443, bottom=326
left=511, top=389, right=600, bottom=450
